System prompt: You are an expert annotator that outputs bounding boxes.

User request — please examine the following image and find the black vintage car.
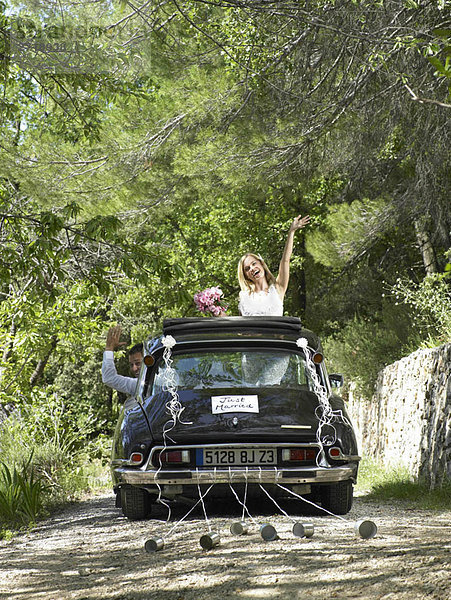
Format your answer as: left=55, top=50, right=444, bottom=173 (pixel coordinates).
left=111, top=317, right=360, bottom=519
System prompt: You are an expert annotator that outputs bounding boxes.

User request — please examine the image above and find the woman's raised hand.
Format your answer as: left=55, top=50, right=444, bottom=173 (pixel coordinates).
left=289, top=214, right=311, bottom=232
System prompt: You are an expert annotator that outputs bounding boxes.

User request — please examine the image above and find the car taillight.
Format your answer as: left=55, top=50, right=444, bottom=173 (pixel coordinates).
left=329, top=447, right=342, bottom=458
left=129, top=452, right=144, bottom=464
left=158, top=450, right=191, bottom=465
left=282, top=448, right=317, bottom=462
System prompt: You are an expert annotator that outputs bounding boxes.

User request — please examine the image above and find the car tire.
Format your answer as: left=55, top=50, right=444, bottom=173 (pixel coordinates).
left=120, top=486, right=152, bottom=520
left=320, top=480, right=353, bottom=515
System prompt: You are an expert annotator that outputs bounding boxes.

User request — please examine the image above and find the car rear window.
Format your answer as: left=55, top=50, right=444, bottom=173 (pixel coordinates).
left=151, top=350, right=312, bottom=394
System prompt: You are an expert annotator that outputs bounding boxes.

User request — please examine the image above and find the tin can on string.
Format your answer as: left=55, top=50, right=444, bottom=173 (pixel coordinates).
left=292, top=522, right=314, bottom=538
left=230, top=521, right=249, bottom=535
left=260, top=523, right=278, bottom=541
left=144, top=537, right=164, bottom=553
left=354, top=519, right=377, bottom=539
left=200, top=531, right=220, bottom=550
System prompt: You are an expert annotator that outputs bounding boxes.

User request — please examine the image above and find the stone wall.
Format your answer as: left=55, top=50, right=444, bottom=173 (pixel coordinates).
left=346, top=343, right=451, bottom=488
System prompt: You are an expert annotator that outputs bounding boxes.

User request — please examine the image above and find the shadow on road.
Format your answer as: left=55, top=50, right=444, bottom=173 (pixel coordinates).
left=0, top=493, right=449, bottom=600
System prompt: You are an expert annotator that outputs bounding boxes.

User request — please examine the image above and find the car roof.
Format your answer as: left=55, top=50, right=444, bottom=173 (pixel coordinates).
left=146, top=317, right=322, bottom=354
left=163, top=316, right=302, bottom=336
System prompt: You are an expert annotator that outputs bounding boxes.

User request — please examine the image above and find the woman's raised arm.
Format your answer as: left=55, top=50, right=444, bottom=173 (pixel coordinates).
left=276, top=214, right=310, bottom=297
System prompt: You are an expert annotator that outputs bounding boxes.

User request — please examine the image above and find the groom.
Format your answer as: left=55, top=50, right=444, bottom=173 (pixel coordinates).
left=101, top=325, right=143, bottom=396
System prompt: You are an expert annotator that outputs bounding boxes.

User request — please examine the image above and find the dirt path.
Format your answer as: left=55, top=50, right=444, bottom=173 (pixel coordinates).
left=0, top=491, right=450, bottom=600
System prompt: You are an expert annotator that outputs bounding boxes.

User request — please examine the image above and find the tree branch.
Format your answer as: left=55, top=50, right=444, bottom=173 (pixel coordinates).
left=404, top=84, right=451, bottom=109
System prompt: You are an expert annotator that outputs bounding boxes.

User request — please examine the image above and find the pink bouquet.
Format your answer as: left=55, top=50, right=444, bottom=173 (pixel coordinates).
left=194, top=286, right=228, bottom=317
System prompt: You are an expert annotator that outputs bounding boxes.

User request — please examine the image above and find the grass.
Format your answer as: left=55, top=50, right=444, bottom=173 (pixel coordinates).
left=0, top=456, right=111, bottom=539
left=356, top=455, right=451, bottom=510
left=0, top=456, right=48, bottom=523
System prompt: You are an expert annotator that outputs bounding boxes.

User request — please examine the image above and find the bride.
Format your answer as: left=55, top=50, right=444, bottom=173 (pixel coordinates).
left=237, top=214, right=310, bottom=316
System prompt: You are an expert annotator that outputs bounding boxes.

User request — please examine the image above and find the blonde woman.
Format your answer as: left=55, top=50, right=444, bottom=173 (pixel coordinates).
left=237, top=214, right=310, bottom=316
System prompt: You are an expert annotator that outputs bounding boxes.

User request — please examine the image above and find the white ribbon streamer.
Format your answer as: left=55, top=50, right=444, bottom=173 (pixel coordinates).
left=297, top=337, right=350, bottom=467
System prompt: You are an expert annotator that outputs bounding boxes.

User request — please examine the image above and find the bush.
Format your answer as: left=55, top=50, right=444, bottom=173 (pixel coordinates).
left=0, top=391, right=111, bottom=533
left=0, top=455, right=48, bottom=528
left=48, top=351, right=119, bottom=437
left=391, top=273, right=451, bottom=347
left=323, top=274, right=450, bottom=397
left=323, top=300, right=417, bottom=397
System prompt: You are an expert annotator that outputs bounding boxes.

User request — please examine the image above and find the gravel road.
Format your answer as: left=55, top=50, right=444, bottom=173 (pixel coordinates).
left=0, top=491, right=450, bottom=600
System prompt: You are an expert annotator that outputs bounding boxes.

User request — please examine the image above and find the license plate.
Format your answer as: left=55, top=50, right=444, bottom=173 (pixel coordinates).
left=201, top=447, right=276, bottom=466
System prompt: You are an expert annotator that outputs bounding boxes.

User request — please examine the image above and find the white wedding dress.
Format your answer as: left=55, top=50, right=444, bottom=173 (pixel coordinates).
left=238, top=285, right=287, bottom=384
left=238, top=284, right=283, bottom=316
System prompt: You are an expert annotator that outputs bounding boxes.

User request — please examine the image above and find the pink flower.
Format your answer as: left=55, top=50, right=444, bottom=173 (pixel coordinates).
left=193, top=287, right=228, bottom=316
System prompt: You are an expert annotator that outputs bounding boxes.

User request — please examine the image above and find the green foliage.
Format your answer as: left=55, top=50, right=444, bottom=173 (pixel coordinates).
left=0, top=391, right=111, bottom=532
left=49, top=351, right=118, bottom=434
left=0, top=392, right=92, bottom=472
left=1, top=1, right=156, bottom=142
left=305, top=197, right=388, bottom=269
left=0, top=191, right=170, bottom=302
left=0, top=282, right=104, bottom=397
left=0, top=0, right=449, bottom=528
left=0, top=454, right=47, bottom=528
left=323, top=300, right=422, bottom=397
left=426, top=26, right=451, bottom=96
left=390, top=273, right=451, bottom=347
left=356, top=455, right=412, bottom=495
left=323, top=272, right=450, bottom=396
left=357, top=456, right=451, bottom=509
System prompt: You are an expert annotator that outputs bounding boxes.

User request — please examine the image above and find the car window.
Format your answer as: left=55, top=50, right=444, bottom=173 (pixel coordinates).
left=151, top=350, right=312, bottom=394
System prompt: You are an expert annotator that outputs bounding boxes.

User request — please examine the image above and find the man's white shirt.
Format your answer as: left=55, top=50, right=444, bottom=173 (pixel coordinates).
left=101, top=350, right=137, bottom=396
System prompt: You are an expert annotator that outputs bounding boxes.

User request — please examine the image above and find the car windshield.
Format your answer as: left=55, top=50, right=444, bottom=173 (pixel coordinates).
left=152, top=350, right=312, bottom=394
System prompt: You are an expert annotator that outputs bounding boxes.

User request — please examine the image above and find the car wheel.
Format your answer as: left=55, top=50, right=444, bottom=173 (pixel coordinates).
left=120, top=486, right=152, bottom=520
left=320, top=480, right=353, bottom=515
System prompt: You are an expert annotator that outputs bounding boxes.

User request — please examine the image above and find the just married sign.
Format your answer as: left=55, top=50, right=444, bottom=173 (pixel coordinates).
left=211, top=395, right=259, bottom=415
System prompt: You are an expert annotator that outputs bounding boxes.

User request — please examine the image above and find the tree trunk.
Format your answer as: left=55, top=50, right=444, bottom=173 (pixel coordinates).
left=414, top=218, right=439, bottom=274
left=29, top=335, right=58, bottom=388
left=289, top=237, right=307, bottom=319
left=2, top=321, right=16, bottom=364
left=0, top=321, right=17, bottom=388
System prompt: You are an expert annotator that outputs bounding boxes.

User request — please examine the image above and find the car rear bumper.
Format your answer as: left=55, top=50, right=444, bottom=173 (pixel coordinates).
left=112, top=463, right=357, bottom=486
